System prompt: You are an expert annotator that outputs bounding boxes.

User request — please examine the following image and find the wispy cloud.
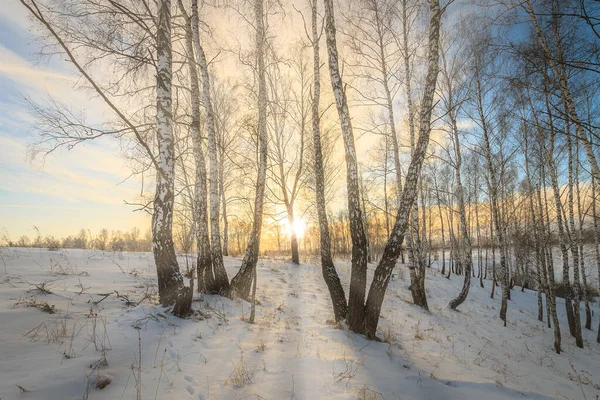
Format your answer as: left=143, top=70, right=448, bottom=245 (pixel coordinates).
left=0, top=6, right=147, bottom=238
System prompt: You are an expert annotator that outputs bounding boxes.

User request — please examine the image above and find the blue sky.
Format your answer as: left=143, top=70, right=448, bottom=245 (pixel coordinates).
left=0, top=2, right=149, bottom=240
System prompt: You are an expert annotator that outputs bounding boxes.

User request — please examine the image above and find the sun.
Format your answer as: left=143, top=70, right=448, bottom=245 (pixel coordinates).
left=285, top=218, right=306, bottom=239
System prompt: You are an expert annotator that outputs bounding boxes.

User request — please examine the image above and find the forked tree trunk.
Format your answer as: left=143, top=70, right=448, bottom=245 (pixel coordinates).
left=191, top=0, right=230, bottom=294
left=310, top=0, right=346, bottom=322
left=178, top=0, right=212, bottom=293
left=229, top=0, right=268, bottom=300
left=363, top=0, right=441, bottom=339
left=153, top=0, right=191, bottom=317
left=323, top=0, right=369, bottom=333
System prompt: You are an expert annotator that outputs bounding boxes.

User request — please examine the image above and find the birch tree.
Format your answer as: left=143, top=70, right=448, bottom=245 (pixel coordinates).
left=363, top=0, right=443, bottom=338
left=152, top=0, right=193, bottom=315
left=190, top=0, right=230, bottom=293
left=20, top=0, right=193, bottom=316
left=177, top=0, right=213, bottom=293
left=323, top=0, right=369, bottom=332
left=310, top=0, right=348, bottom=322
left=439, top=32, right=473, bottom=310
left=230, top=0, right=269, bottom=300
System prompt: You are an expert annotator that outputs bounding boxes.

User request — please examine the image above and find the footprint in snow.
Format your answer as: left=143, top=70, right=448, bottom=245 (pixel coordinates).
left=186, top=385, right=195, bottom=395
left=184, top=375, right=198, bottom=386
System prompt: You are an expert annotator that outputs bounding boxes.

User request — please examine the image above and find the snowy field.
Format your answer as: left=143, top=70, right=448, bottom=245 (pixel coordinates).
left=0, top=248, right=599, bottom=400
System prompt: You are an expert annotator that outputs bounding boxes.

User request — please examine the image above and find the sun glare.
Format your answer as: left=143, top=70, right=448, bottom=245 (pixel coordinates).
left=285, top=218, right=306, bottom=239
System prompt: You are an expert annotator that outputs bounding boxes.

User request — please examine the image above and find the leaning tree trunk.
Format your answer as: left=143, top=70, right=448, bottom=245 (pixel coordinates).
left=363, top=0, right=442, bottom=339
left=311, top=0, right=347, bottom=322
left=153, top=0, right=191, bottom=317
left=229, top=0, right=268, bottom=300
left=191, top=0, right=230, bottom=294
left=323, top=0, right=369, bottom=333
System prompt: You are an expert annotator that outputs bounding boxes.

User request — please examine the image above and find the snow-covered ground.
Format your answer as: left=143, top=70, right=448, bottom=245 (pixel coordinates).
left=0, top=248, right=598, bottom=400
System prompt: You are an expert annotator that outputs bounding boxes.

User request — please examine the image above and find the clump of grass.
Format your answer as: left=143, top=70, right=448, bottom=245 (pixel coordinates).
left=14, top=297, right=56, bottom=314
left=225, top=355, right=255, bottom=387
left=412, top=318, right=426, bottom=340
left=95, top=376, right=112, bottom=390
left=256, top=339, right=266, bottom=352
left=356, top=385, right=382, bottom=400
left=382, top=327, right=397, bottom=346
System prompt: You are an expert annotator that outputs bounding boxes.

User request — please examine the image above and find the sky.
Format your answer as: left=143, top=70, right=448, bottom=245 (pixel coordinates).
left=0, top=2, right=149, bottom=240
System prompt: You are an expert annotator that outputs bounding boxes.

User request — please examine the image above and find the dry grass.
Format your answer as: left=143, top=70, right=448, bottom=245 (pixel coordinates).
left=356, top=385, right=383, bottom=400
left=225, top=355, right=255, bottom=387
left=14, top=297, right=56, bottom=314
left=95, top=376, right=112, bottom=390
left=382, top=327, right=398, bottom=346
left=24, top=316, right=69, bottom=344
left=256, top=338, right=266, bottom=352
left=332, top=352, right=360, bottom=386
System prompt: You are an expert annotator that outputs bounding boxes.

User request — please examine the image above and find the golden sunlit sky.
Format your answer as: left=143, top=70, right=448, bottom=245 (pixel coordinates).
left=0, top=4, right=149, bottom=240
left=0, top=0, right=467, bottom=242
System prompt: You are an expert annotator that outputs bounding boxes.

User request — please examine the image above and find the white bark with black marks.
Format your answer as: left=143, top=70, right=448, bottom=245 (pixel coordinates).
left=323, top=0, right=369, bottom=333
left=363, top=0, right=442, bottom=339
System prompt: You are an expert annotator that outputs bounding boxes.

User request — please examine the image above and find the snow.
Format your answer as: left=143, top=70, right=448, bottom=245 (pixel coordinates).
left=0, top=247, right=599, bottom=399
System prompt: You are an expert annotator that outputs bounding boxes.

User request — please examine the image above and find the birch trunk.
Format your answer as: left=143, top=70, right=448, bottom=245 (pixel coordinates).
left=575, top=143, right=592, bottom=330
left=563, top=116, right=584, bottom=346
left=592, top=175, right=600, bottom=343
left=190, top=0, right=229, bottom=294
left=178, top=0, right=212, bottom=293
left=323, top=0, right=369, bottom=332
left=400, top=0, right=427, bottom=308
left=363, top=0, right=441, bottom=339
left=230, top=0, right=268, bottom=300
left=434, top=177, right=446, bottom=276
left=153, top=0, right=191, bottom=317
left=535, top=169, right=561, bottom=352
left=446, top=84, right=472, bottom=310
left=478, top=76, right=509, bottom=326
left=220, top=150, right=229, bottom=257
left=311, top=0, right=347, bottom=322
left=534, top=90, right=579, bottom=342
